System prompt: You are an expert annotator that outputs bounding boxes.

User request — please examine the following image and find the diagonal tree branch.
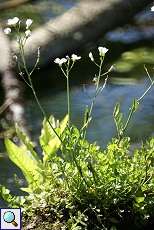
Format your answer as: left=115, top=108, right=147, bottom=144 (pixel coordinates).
left=11, top=0, right=153, bottom=69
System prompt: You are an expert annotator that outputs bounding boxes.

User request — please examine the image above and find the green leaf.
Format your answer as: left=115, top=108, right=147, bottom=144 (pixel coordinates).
left=40, top=115, right=68, bottom=163
left=82, top=105, right=90, bottom=129
left=113, top=103, right=124, bottom=135
left=5, top=139, right=43, bottom=188
left=40, top=116, right=57, bottom=146
left=15, top=124, right=41, bottom=163
left=113, top=103, right=123, bottom=124
left=20, top=187, right=33, bottom=193
left=135, top=196, right=145, bottom=203
left=132, top=99, right=139, bottom=112
left=0, top=185, right=21, bottom=207
left=113, top=103, right=120, bottom=118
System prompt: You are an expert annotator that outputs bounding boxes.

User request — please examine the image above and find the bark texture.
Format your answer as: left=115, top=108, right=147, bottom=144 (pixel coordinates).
left=0, top=29, right=27, bottom=131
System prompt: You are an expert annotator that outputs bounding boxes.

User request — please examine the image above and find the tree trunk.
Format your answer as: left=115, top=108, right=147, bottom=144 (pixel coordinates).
left=0, top=0, right=30, bottom=11
left=11, top=0, right=153, bottom=69
left=0, top=29, right=27, bottom=132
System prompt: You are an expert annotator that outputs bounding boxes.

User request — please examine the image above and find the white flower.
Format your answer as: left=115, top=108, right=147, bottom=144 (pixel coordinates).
left=26, top=19, right=33, bottom=29
left=71, top=54, right=81, bottom=61
left=4, top=27, right=11, bottom=34
left=93, top=77, right=97, bottom=83
left=25, top=30, right=31, bottom=37
left=66, top=55, right=70, bottom=60
left=54, top=57, right=67, bottom=66
left=89, top=52, right=94, bottom=62
left=151, top=6, right=154, bottom=11
left=98, top=46, right=108, bottom=56
left=8, top=17, right=19, bottom=26
left=54, top=58, right=61, bottom=64
left=13, top=55, right=18, bottom=61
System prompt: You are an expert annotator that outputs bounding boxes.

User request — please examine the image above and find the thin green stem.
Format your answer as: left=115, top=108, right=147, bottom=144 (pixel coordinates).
left=18, top=37, right=62, bottom=143
left=20, top=41, right=46, bottom=117
left=114, top=117, right=121, bottom=140
left=137, top=81, right=154, bottom=102
left=29, top=48, right=40, bottom=76
left=117, top=67, right=154, bottom=141
left=66, top=61, right=71, bottom=127
left=72, top=149, right=89, bottom=188
left=122, top=106, right=134, bottom=137
left=90, top=57, right=104, bottom=115
left=123, top=72, right=154, bottom=135
left=66, top=76, right=70, bottom=126
left=82, top=56, right=105, bottom=137
left=61, top=63, right=71, bottom=127
left=144, top=65, right=153, bottom=83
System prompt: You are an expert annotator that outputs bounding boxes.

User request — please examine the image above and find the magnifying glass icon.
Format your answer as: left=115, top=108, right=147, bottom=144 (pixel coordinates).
left=3, top=211, right=18, bottom=227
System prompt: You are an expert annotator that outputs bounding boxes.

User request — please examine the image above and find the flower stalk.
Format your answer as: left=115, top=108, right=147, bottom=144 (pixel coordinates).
left=54, top=54, right=81, bottom=127
left=82, top=47, right=109, bottom=137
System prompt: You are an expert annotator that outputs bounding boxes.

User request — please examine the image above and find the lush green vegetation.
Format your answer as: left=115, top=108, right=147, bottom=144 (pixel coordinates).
left=1, top=118, right=154, bottom=229
left=0, top=17, right=154, bottom=230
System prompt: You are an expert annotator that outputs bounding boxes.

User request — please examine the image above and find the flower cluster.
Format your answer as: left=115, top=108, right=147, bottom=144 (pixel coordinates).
left=54, top=58, right=67, bottom=66
left=54, top=54, right=81, bottom=66
left=54, top=46, right=108, bottom=67
left=3, top=17, right=33, bottom=38
left=8, top=17, right=19, bottom=26
left=98, top=47, right=108, bottom=56
left=89, top=46, right=108, bottom=62
left=71, top=54, right=81, bottom=61
left=4, top=17, right=20, bottom=34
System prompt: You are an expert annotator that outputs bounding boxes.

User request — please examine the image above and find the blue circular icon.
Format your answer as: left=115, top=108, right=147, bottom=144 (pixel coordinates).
left=3, top=211, right=15, bottom=223
left=3, top=211, right=18, bottom=226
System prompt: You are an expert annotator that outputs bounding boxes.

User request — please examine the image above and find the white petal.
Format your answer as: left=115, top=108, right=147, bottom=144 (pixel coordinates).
left=66, top=55, right=70, bottom=60
left=26, top=19, right=33, bottom=29
left=8, top=17, right=19, bottom=25
left=151, top=6, right=154, bottom=11
left=59, top=58, right=67, bottom=65
left=71, top=54, right=81, bottom=61
left=25, top=30, right=31, bottom=37
left=8, top=19, right=13, bottom=25
left=54, top=58, right=61, bottom=64
left=4, top=27, right=11, bottom=34
left=89, top=52, right=94, bottom=61
left=98, top=47, right=108, bottom=56
left=13, top=17, right=19, bottom=24
left=54, top=57, right=67, bottom=66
